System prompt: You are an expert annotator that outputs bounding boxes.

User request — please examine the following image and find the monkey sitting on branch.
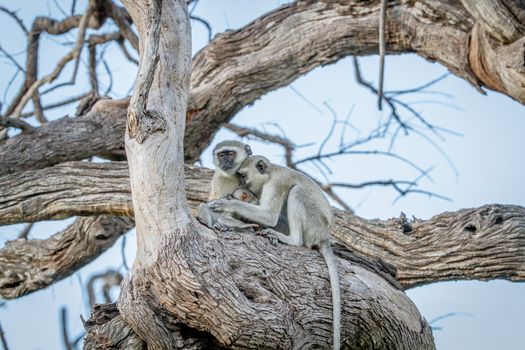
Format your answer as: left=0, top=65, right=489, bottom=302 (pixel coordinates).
left=208, top=140, right=252, bottom=200
left=209, top=155, right=341, bottom=349
left=196, top=139, right=258, bottom=231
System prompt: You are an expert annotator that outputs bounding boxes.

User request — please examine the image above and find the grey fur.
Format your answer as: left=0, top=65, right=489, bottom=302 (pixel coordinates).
left=209, top=140, right=252, bottom=200
left=197, top=188, right=259, bottom=231
left=209, top=155, right=341, bottom=349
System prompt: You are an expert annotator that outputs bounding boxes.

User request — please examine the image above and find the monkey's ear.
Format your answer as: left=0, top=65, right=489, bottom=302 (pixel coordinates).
left=244, top=144, right=253, bottom=156
left=256, top=159, right=267, bottom=174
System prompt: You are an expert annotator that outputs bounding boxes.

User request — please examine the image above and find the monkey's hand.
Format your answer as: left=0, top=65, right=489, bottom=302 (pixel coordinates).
left=257, top=229, right=279, bottom=246
left=208, top=198, right=237, bottom=213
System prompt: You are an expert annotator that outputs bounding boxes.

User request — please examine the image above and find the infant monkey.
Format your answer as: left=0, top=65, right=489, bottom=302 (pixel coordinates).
left=197, top=188, right=259, bottom=232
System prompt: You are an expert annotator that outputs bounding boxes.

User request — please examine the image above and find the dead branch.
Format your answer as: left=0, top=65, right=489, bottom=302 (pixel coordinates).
left=0, top=321, right=9, bottom=350
left=0, top=6, right=28, bottom=35
left=86, top=270, right=123, bottom=307
left=0, top=215, right=133, bottom=299
left=1, top=162, right=524, bottom=299
left=0, top=116, right=35, bottom=133
left=60, top=307, right=73, bottom=350
left=8, top=2, right=93, bottom=118
left=378, top=0, right=387, bottom=110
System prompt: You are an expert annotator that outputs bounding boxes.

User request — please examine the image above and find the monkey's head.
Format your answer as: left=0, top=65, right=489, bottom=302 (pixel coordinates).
left=231, top=187, right=259, bottom=205
left=236, top=155, right=271, bottom=195
left=213, top=140, right=252, bottom=175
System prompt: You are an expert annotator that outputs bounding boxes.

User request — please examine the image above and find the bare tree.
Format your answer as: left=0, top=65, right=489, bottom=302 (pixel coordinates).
left=0, top=0, right=524, bottom=348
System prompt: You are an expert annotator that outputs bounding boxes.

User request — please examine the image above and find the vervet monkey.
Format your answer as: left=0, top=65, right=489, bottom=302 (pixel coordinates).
left=197, top=188, right=259, bottom=231
left=209, top=156, right=341, bottom=349
left=209, top=140, right=252, bottom=200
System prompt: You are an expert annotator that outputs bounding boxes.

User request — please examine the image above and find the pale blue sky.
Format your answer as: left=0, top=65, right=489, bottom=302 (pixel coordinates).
left=1, top=1, right=524, bottom=349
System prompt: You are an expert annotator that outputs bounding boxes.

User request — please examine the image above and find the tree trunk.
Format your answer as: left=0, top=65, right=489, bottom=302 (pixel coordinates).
left=78, top=0, right=437, bottom=348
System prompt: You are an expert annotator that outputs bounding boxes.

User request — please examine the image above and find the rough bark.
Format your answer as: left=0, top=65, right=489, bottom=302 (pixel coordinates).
left=1, top=0, right=524, bottom=174
left=0, top=162, right=209, bottom=225
left=85, top=228, right=433, bottom=349
left=77, top=0, right=436, bottom=348
left=0, top=215, right=133, bottom=299
left=0, top=98, right=128, bottom=176
left=1, top=161, right=524, bottom=300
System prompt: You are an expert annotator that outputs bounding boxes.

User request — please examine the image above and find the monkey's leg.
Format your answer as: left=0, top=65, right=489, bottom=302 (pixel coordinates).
left=215, top=215, right=258, bottom=232
left=259, top=228, right=302, bottom=246
left=196, top=203, right=215, bottom=227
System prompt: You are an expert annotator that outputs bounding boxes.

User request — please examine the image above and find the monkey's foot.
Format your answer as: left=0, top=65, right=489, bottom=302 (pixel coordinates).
left=257, top=229, right=279, bottom=246
left=196, top=216, right=212, bottom=228
left=213, top=223, right=235, bottom=232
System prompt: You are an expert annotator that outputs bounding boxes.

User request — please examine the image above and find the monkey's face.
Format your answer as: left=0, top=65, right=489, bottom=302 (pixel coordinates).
left=232, top=188, right=259, bottom=204
left=214, top=149, right=241, bottom=175
left=213, top=141, right=252, bottom=175
left=237, top=156, right=270, bottom=195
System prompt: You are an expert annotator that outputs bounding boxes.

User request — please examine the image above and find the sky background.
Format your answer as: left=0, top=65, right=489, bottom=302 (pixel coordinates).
left=1, top=1, right=524, bottom=349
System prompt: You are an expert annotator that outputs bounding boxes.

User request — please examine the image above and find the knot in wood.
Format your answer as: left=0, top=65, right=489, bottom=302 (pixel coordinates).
left=126, top=107, right=166, bottom=144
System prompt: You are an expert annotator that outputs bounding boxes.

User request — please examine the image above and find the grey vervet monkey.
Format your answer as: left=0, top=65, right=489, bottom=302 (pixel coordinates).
left=209, top=155, right=341, bottom=349
left=197, top=187, right=259, bottom=231
left=209, top=140, right=252, bottom=200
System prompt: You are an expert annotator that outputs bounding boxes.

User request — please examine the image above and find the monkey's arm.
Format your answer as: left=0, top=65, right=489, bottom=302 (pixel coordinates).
left=196, top=203, right=215, bottom=227
left=209, top=190, right=284, bottom=227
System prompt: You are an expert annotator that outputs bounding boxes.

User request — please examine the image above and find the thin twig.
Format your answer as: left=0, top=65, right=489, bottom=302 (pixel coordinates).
left=378, top=0, right=387, bottom=110
left=18, top=223, right=33, bottom=239
left=0, top=45, right=25, bottom=73
left=60, top=307, right=73, bottom=350
left=8, top=3, right=93, bottom=117
left=71, top=0, right=77, bottom=15
left=19, top=93, right=89, bottom=118
left=190, top=15, right=212, bottom=42
left=0, top=115, right=35, bottom=132
left=224, top=123, right=296, bottom=167
left=121, top=236, right=129, bottom=271
left=0, top=321, right=9, bottom=350
left=0, top=6, right=28, bottom=35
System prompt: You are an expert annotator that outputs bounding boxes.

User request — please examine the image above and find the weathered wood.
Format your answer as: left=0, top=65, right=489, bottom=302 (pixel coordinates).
left=1, top=161, right=524, bottom=299
left=86, top=228, right=433, bottom=349
left=0, top=162, right=209, bottom=225
left=0, top=215, right=133, bottom=299
left=1, top=0, right=524, bottom=175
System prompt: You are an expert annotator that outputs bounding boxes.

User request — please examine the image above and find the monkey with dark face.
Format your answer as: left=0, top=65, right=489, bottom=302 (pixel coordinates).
left=209, top=155, right=341, bottom=349
left=197, top=187, right=259, bottom=231
left=196, top=140, right=253, bottom=229
left=209, top=140, right=252, bottom=200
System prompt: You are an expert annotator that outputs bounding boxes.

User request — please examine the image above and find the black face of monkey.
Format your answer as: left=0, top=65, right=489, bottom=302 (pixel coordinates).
left=217, top=150, right=237, bottom=171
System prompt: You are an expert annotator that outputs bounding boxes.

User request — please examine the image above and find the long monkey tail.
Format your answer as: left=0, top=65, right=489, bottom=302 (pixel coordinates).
left=319, top=240, right=341, bottom=350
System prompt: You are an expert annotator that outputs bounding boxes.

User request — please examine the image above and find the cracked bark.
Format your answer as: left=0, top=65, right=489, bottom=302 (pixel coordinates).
left=77, top=0, right=436, bottom=348
left=1, top=0, right=524, bottom=174
left=1, top=162, right=523, bottom=300
left=0, top=215, right=133, bottom=299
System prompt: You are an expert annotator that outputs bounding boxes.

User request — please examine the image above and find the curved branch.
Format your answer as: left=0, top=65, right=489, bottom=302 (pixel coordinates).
left=2, top=0, right=524, bottom=172
left=0, top=215, right=133, bottom=299
left=1, top=161, right=524, bottom=294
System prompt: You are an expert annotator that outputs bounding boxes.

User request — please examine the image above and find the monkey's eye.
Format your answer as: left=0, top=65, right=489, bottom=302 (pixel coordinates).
left=228, top=151, right=235, bottom=157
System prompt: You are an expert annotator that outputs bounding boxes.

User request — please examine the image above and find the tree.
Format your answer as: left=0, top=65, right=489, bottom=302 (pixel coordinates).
left=0, top=0, right=524, bottom=349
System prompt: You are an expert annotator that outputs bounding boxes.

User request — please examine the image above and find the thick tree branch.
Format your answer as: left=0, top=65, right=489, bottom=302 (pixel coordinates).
left=84, top=233, right=433, bottom=349
left=0, top=215, right=133, bottom=300
left=2, top=0, right=524, bottom=173
left=1, top=162, right=523, bottom=297
left=0, top=99, right=128, bottom=176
